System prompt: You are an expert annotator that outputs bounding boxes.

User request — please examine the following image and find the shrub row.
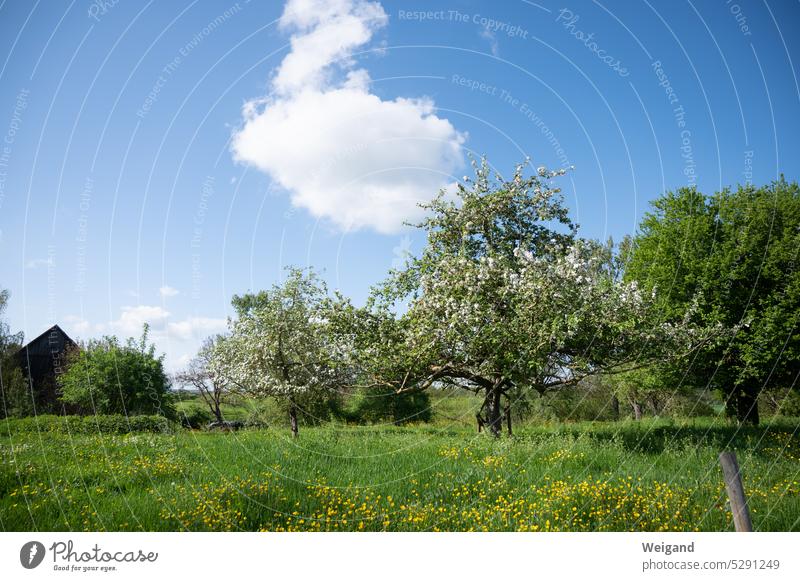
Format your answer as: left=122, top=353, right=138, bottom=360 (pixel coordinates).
left=0, top=414, right=178, bottom=436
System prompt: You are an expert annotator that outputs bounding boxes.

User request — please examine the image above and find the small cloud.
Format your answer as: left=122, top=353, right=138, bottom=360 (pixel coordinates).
left=25, top=258, right=54, bottom=270
left=112, top=305, right=171, bottom=337
left=480, top=27, right=499, bottom=57
left=173, top=353, right=194, bottom=369
left=159, top=285, right=180, bottom=298
left=167, top=317, right=228, bottom=341
left=63, top=315, right=104, bottom=337
left=391, top=235, right=413, bottom=270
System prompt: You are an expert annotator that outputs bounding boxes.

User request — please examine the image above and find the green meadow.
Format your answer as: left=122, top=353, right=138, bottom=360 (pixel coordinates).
left=2, top=397, right=798, bottom=532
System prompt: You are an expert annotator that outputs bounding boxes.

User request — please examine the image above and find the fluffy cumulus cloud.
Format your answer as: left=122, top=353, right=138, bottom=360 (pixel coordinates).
left=232, top=0, right=466, bottom=233
left=159, top=285, right=179, bottom=298
left=112, top=305, right=171, bottom=337
left=62, top=300, right=227, bottom=372
left=166, top=317, right=228, bottom=341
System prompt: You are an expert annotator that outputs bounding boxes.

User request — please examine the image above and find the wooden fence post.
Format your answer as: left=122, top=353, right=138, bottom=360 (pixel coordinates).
left=719, top=451, right=753, bottom=532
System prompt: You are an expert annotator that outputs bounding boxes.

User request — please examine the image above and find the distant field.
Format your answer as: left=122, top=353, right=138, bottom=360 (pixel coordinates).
left=172, top=388, right=488, bottom=428
left=2, top=415, right=798, bottom=531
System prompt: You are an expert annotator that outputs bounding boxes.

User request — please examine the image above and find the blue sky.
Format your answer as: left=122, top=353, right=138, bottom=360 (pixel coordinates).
left=1, top=0, right=798, bottom=371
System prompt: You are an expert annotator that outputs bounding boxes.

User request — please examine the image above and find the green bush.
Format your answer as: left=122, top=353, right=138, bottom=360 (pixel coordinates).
left=778, top=392, right=800, bottom=417
left=0, top=414, right=178, bottom=436
left=179, top=407, right=214, bottom=429
left=346, top=386, right=432, bottom=425
left=509, top=385, right=615, bottom=423
left=661, top=393, right=717, bottom=418
left=763, top=389, right=800, bottom=417
left=58, top=326, right=175, bottom=419
left=284, top=389, right=344, bottom=425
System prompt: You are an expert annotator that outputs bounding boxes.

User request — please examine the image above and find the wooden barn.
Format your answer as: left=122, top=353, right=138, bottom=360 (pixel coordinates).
left=15, top=325, right=77, bottom=413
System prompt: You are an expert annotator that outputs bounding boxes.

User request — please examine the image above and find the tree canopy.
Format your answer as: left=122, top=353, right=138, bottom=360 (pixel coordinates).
left=209, top=269, right=347, bottom=436
left=59, top=325, right=174, bottom=417
left=625, top=179, right=800, bottom=424
left=0, top=288, right=28, bottom=418
left=332, top=160, right=707, bottom=436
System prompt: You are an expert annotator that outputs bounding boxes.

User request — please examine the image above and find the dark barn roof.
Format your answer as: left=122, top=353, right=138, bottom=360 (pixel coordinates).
left=15, top=325, right=77, bottom=412
left=17, top=324, right=76, bottom=358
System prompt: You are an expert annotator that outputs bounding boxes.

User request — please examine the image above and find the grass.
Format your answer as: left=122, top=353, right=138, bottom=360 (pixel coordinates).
left=2, top=415, right=799, bottom=531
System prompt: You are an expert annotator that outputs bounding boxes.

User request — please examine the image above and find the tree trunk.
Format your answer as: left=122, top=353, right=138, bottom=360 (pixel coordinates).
left=289, top=399, right=299, bottom=437
left=485, top=383, right=502, bottom=437
left=212, top=400, right=224, bottom=423
left=631, top=400, right=642, bottom=421
left=735, top=386, right=760, bottom=426
left=610, top=395, right=620, bottom=421
left=647, top=394, right=660, bottom=416
left=505, top=402, right=512, bottom=437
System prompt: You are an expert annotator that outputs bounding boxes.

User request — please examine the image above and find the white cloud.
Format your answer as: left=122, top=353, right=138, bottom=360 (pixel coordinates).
left=173, top=353, right=194, bottom=369
left=112, top=305, right=171, bottom=337
left=231, top=0, right=466, bottom=233
left=480, top=27, right=500, bottom=57
left=62, top=315, right=102, bottom=337
left=62, top=307, right=227, bottom=373
left=274, top=0, right=388, bottom=95
left=25, top=258, right=53, bottom=270
left=391, top=234, right=412, bottom=270
left=166, top=317, right=227, bottom=341
left=159, top=285, right=180, bottom=298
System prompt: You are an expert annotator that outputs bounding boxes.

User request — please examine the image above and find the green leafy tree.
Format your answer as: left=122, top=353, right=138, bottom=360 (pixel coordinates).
left=625, top=180, right=800, bottom=424
left=59, top=325, right=174, bottom=417
left=0, top=288, right=29, bottom=418
left=332, top=160, right=708, bottom=436
left=605, top=365, right=676, bottom=420
left=210, top=269, right=347, bottom=437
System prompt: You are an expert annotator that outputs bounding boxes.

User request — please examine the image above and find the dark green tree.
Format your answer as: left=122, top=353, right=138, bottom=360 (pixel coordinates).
left=59, top=325, right=174, bottom=417
left=0, top=288, right=29, bottom=418
left=625, top=180, right=800, bottom=424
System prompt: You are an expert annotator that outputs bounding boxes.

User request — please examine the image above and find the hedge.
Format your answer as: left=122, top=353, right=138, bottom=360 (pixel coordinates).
left=0, top=414, right=178, bottom=436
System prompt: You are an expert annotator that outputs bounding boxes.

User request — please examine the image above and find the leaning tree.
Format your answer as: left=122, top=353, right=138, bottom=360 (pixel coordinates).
left=209, top=269, right=346, bottom=437
left=176, top=335, right=230, bottom=424
left=333, top=160, right=713, bottom=436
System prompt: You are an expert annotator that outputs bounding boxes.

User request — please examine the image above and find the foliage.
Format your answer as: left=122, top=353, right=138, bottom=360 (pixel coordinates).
left=625, top=180, right=800, bottom=424
left=276, top=386, right=343, bottom=425
left=0, top=288, right=29, bottom=418
left=331, top=160, right=708, bottom=436
left=776, top=391, right=800, bottom=417
left=760, top=388, right=800, bottom=418
left=345, top=385, right=432, bottom=425
left=605, top=365, right=670, bottom=419
left=210, top=268, right=349, bottom=436
left=0, top=413, right=177, bottom=436
left=179, top=406, right=215, bottom=429
left=510, top=376, right=614, bottom=422
left=58, top=325, right=175, bottom=418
